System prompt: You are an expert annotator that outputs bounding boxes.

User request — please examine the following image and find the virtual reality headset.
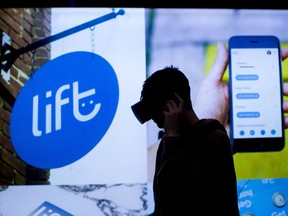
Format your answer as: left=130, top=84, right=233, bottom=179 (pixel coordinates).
left=131, top=99, right=153, bottom=124
left=131, top=92, right=178, bottom=124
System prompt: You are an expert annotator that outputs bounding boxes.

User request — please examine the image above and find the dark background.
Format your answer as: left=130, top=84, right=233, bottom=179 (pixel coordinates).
left=1, top=0, right=287, bottom=9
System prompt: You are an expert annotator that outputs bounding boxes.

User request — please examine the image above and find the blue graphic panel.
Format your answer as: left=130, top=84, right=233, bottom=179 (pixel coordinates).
left=238, top=178, right=288, bottom=215
left=28, top=201, right=73, bottom=216
left=10, top=52, right=119, bottom=169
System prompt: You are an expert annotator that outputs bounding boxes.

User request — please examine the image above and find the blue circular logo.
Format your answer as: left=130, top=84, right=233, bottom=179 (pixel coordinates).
left=10, top=51, right=119, bottom=169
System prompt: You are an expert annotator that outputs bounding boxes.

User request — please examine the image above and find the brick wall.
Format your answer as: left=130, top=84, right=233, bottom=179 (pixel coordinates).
left=0, top=8, right=51, bottom=185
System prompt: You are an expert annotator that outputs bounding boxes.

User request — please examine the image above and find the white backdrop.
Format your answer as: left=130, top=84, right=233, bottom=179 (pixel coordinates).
left=49, top=8, right=147, bottom=185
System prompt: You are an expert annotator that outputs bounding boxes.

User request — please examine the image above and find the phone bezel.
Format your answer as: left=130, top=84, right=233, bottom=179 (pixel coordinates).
left=228, top=35, right=285, bottom=152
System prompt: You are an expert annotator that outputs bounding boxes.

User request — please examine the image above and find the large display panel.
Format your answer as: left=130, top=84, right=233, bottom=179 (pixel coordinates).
left=0, top=8, right=288, bottom=216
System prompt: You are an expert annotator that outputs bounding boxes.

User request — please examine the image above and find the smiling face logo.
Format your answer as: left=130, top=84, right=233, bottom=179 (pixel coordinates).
left=10, top=52, right=119, bottom=169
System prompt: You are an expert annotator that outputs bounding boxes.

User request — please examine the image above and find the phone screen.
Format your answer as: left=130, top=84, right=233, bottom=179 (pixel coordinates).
left=229, top=36, right=285, bottom=152
left=231, top=48, right=282, bottom=139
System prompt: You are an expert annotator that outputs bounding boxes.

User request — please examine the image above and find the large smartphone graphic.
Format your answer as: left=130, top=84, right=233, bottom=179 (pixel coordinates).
left=228, top=35, right=285, bottom=152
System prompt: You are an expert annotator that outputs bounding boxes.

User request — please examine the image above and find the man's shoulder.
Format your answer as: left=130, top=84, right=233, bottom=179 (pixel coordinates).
left=196, top=118, right=226, bottom=131
left=194, top=119, right=230, bottom=144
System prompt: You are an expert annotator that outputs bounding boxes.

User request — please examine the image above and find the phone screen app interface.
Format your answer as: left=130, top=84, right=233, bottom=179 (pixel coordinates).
left=231, top=48, right=282, bottom=139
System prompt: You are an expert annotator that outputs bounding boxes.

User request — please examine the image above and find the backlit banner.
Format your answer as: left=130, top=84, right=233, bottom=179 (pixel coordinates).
left=8, top=8, right=147, bottom=185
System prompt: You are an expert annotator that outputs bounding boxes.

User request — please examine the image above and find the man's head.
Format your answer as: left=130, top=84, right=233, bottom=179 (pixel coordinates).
left=131, top=65, right=192, bottom=127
